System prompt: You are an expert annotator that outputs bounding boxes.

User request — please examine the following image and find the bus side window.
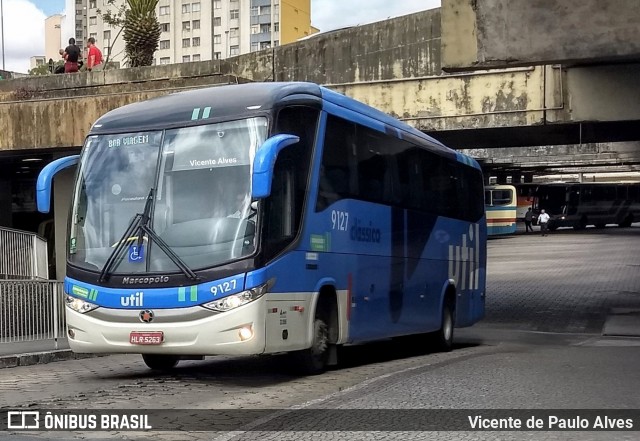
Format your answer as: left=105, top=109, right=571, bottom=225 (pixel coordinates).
left=316, top=115, right=357, bottom=211
left=569, top=190, right=579, bottom=206
left=263, top=106, right=318, bottom=261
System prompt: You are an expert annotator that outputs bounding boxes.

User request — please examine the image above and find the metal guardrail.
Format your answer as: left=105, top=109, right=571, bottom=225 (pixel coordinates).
left=0, top=226, right=49, bottom=280
left=0, top=281, right=65, bottom=347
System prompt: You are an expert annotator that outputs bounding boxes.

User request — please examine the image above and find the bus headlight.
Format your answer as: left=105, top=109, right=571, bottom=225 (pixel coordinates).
left=65, top=295, right=99, bottom=313
left=203, top=283, right=269, bottom=312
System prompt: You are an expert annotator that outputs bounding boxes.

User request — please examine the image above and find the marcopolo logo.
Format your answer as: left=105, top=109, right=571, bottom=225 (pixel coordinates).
left=350, top=218, right=381, bottom=243
left=122, top=276, right=169, bottom=285
left=448, top=224, right=480, bottom=292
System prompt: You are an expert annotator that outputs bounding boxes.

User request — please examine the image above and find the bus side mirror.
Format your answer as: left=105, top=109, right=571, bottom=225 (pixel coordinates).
left=252, top=134, right=299, bottom=199
left=36, top=155, right=80, bottom=213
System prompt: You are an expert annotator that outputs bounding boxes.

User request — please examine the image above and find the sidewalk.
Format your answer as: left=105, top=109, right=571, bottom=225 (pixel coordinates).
left=0, top=338, right=96, bottom=369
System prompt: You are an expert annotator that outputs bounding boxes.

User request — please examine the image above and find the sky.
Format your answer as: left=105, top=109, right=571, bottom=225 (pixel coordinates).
left=0, top=0, right=441, bottom=73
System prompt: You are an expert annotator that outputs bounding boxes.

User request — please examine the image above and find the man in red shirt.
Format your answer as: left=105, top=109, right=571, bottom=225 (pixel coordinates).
left=86, top=37, right=103, bottom=71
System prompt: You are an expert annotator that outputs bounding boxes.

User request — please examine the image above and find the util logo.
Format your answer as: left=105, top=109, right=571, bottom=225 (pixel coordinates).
left=121, top=292, right=144, bottom=307
left=448, top=224, right=480, bottom=292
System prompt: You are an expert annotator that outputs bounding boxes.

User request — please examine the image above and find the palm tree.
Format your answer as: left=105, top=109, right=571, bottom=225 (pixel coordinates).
left=122, top=0, right=161, bottom=67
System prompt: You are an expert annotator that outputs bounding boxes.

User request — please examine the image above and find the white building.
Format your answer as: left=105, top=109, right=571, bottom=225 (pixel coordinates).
left=75, top=0, right=315, bottom=67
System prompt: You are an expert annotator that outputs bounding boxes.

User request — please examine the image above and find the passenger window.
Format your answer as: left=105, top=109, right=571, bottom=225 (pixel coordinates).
left=316, top=116, right=357, bottom=211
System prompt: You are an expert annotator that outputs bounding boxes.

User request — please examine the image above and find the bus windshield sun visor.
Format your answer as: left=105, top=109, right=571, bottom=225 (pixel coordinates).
left=98, top=188, right=199, bottom=283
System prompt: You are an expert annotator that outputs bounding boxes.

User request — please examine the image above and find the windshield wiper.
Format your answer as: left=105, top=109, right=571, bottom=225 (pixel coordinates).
left=98, top=189, right=199, bottom=283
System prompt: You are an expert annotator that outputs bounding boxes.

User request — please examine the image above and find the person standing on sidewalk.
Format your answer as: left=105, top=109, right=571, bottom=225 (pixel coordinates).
left=538, top=209, right=550, bottom=236
left=86, top=37, right=103, bottom=72
left=63, top=38, right=81, bottom=73
left=524, top=207, right=534, bottom=233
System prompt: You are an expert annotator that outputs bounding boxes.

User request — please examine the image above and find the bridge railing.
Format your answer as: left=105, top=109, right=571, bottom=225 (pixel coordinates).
left=0, top=226, right=49, bottom=280
left=0, top=280, right=65, bottom=346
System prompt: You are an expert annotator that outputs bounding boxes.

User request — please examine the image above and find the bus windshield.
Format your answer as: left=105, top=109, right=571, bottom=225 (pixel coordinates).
left=69, top=117, right=268, bottom=274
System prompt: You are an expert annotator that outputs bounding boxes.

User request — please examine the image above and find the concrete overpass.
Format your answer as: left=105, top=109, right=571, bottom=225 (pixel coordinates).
left=2, top=2, right=640, bottom=276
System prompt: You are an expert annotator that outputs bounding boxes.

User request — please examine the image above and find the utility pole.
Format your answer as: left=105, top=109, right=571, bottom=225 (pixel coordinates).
left=225, top=30, right=229, bottom=58
left=270, top=0, right=274, bottom=49
left=1, top=0, right=5, bottom=70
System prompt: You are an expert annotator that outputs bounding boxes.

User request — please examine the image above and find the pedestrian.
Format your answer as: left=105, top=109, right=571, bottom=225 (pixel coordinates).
left=53, top=50, right=66, bottom=74
left=86, top=37, right=104, bottom=72
left=538, top=209, right=550, bottom=236
left=524, top=207, right=534, bottom=233
left=63, top=38, right=81, bottom=73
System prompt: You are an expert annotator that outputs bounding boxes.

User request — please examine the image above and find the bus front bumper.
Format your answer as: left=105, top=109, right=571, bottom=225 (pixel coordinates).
left=65, top=296, right=267, bottom=356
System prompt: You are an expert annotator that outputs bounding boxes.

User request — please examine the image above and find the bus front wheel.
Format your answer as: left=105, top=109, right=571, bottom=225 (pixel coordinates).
left=291, top=318, right=330, bottom=375
left=142, top=354, right=180, bottom=371
left=431, top=303, right=454, bottom=352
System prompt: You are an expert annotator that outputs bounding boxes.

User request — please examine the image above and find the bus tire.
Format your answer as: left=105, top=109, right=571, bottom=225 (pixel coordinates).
left=291, top=317, right=330, bottom=375
left=431, top=302, right=455, bottom=352
left=574, top=216, right=588, bottom=230
left=619, top=214, right=633, bottom=228
left=142, top=354, right=180, bottom=370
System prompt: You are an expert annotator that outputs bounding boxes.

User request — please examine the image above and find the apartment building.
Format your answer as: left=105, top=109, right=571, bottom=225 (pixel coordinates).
left=45, top=14, right=64, bottom=62
left=75, top=0, right=315, bottom=67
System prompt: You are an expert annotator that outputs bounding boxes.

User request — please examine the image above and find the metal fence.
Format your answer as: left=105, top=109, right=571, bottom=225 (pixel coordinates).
left=0, top=280, right=65, bottom=346
left=0, top=226, right=49, bottom=280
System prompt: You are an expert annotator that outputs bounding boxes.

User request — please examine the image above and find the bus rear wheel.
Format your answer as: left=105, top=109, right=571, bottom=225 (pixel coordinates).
left=431, top=303, right=454, bottom=352
left=574, top=216, right=588, bottom=230
left=142, top=354, right=180, bottom=371
left=291, top=318, right=330, bottom=375
left=619, top=214, right=633, bottom=228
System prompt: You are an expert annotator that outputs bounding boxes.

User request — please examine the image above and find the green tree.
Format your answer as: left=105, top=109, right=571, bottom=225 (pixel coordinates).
left=29, top=61, right=63, bottom=76
left=99, top=0, right=161, bottom=68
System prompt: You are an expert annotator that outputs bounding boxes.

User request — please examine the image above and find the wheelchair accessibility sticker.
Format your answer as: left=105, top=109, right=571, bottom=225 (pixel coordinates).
left=128, top=244, right=144, bottom=263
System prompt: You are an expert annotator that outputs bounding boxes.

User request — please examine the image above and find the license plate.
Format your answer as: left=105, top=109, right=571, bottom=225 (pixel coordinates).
left=130, top=331, right=164, bottom=345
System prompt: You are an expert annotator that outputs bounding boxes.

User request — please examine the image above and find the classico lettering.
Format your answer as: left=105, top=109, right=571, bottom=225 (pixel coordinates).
left=350, top=218, right=381, bottom=243
left=122, top=276, right=170, bottom=285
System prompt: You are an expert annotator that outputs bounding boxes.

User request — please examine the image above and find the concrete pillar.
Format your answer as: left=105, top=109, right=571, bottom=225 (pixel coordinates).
left=53, top=167, right=75, bottom=281
left=496, top=173, right=508, bottom=184
left=523, top=174, right=534, bottom=183
left=578, top=172, right=584, bottom=183
left=511, top=174, right=523, bottom=184
left=0, top=168, right=12, bottom=228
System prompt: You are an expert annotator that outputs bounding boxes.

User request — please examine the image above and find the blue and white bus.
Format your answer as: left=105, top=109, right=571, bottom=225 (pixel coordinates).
left=37, top=82, right=486, bottom=373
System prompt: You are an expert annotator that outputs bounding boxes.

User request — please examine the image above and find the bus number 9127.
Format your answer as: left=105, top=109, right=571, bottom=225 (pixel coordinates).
left=210, top=279, right=237, bottom=296
left=331, top=210, right=349, bottom=231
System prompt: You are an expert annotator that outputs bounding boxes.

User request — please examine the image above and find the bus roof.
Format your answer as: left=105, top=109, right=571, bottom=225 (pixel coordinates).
left=89, top=82, right=478, bottom=169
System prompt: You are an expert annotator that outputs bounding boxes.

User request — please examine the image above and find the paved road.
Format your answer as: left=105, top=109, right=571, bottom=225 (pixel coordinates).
left=1, top=226, right=639, bottom=440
